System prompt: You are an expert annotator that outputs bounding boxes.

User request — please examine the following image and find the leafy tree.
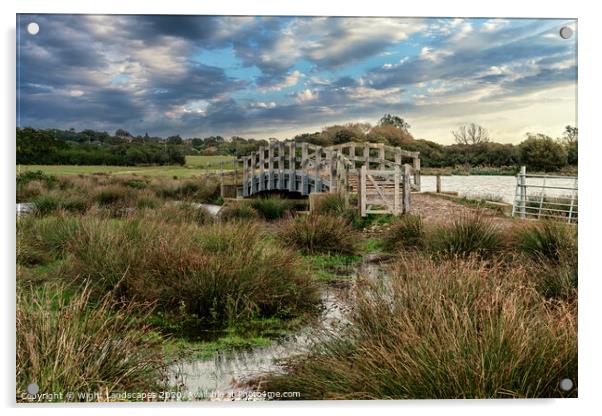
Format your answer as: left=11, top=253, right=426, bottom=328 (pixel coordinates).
left=378, top=114, right=410, bottom=132
left=518, top=134, right=568, bottom=171
left=452, top=123, right=490, bottom=145
left=166, top=135, right=183, bottom=145
left=367, top=124, right=413, bottom=146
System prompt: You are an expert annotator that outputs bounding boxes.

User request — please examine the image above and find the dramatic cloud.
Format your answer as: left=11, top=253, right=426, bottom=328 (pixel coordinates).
left=17, top=15, right=577, bottom=143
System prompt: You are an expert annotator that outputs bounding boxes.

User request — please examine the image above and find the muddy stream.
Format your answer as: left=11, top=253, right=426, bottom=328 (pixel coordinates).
left=165, top=256, right=386, bottom=401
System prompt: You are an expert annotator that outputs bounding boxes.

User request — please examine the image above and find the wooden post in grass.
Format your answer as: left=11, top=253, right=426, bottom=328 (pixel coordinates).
left=436, top=175, right=442, bottom=193
left=360, top=165, right=367, bottom=217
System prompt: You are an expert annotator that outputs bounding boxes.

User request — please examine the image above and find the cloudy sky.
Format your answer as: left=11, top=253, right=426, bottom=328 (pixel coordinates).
left=17, top=15, right=577, bottom=144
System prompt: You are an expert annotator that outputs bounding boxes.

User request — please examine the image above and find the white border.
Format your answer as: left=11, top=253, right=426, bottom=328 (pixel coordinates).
left=2, top=1, right=600, bottom=415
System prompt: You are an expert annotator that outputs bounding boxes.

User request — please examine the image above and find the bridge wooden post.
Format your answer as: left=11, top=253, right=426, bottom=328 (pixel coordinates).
left=360, top=165, right=367, bottom=217
left=327, top=148, right=336, bottom=193
left=278, top=142, right=285, bottom=189
left=267, top=143, right=274, bottom=190
left=349, top=143, right=355, bottom=168
left=379, top=143, right=385, bottom=170
left=402, top=164, right=411, bottom=214
left=259, top=146, right=265, bottom=191
left=363, top=143, right=370, bottom=169
left=301, top=143, right=309, bottom=195
left=288, top=141, right=296, bottom=192
left=314, top=147, right=322, bottom=193
left=250, top=152, right=257, bottom=194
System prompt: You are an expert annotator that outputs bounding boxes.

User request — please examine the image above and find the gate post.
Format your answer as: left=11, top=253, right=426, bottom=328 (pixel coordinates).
left=519, top=166, right=526, bottom=219
left=394, top=165, right=400, bottom=214
left=402, top=164, right=411, bottom=214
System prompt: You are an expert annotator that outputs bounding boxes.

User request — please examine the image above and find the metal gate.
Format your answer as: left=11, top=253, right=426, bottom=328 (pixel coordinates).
left=512, top=166, right=578, bottom=223
left=359, top=164, right=411, bottom=216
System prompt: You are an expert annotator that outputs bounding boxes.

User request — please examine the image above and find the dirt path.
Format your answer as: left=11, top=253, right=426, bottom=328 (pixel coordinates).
left=409, top=193, right=514, bottom=228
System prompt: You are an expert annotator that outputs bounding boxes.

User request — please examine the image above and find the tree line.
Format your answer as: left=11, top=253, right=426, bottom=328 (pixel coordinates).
left=16, top=115, right=577, bottom=172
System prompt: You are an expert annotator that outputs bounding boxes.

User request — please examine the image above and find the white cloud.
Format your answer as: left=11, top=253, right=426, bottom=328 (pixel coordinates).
left=250, top=101, right=277, bottom=109
left=296, top=89, right=319, bottom=103
left=260, top=70, right=303, bottom=91
left=419, top=47, right=453, bottom=63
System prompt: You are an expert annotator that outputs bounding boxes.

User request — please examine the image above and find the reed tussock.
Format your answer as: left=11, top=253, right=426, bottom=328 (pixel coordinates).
left=262, top=255, right=577, bottom=399
left=16, top=284, right=164, bottom=401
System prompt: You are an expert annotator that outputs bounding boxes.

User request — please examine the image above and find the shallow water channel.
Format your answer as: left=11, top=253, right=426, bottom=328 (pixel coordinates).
left=165, top=257, right=385, bottom=401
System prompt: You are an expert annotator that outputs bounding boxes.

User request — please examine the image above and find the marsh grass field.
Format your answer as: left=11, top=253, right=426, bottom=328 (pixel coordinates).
left=15, top=169, right=577, bottom=401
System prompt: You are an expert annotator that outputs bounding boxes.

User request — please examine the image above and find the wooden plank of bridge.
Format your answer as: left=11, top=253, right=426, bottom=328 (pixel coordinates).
left=288, top=141, right=296, bottom=192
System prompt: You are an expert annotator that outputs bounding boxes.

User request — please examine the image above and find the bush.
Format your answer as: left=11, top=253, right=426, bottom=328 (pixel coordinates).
left=23, top=217, right=318, bottom=323
left=16, top=284, right=164, bottom=401
left=219, top=203, right=259, bottom=221
left=514, top=220, right=577, bottom=264
left=518, top=135, right=568, bottom=172
left=278, top=214, right=359, bottom=255
left=32, top=194, right=62, bottom=216
left=250, top=197, right=294, bottom=220
left=94, top=186, right=130, bottom=207
left=382, top=214, right=424, bottom=251
left=429, top=214, right=502, bottom=257
left=262, top=256, right=577, bottom=399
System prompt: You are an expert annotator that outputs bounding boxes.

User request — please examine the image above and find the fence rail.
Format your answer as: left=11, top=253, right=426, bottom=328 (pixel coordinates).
left=512, top=166, right=578, bottom=223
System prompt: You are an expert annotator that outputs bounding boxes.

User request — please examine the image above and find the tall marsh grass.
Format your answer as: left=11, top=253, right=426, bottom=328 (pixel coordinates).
left=17, top=216, right=318, bottom=323
left=16, top=284, right=164, bottom=401
left=262, top=256, right=577, bottom=399
left=278, top=214, right=359, bottom=255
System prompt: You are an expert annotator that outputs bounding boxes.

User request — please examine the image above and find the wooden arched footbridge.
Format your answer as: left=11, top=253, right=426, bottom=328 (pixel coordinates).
left=207, top=141, right=420, bottom=216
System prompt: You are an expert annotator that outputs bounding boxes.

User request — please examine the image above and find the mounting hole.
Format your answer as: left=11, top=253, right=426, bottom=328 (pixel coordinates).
left=27, top=22, right=40, bottom=35
left=559, top=378, right=574, bottom=391
left=559, top=26, right=573, bottom=39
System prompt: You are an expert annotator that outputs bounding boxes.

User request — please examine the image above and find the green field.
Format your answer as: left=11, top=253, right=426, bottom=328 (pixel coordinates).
left=18, top=155, right=236, bottom=178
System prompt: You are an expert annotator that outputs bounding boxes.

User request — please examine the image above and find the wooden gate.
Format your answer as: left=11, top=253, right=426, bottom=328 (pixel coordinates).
left=359, top=164, right=411, bottom=216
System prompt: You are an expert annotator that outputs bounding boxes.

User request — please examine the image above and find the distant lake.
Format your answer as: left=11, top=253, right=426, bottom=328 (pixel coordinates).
left=420, top=175, right=578, bottom=204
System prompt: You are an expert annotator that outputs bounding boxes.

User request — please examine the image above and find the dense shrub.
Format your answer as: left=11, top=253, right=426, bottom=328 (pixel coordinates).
left=382, top=214, right=424, bottom=251
left=219, top=203, right=259, bottom=221
left=262, top=256, right=577, bottom=399
left=278, top=214, right=359, bottom=255
left=19, top=217, right=318, bottom=323
left=249, top=197, right=294, bottom=220
left=429, top=214, right=502, bottom=257
left=514, top=220, right=577, bottom=264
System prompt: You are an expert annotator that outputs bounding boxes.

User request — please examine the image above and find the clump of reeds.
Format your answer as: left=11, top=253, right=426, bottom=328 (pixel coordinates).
left=261, top=255, right=577, bottom=399
left=429, top=213, right=502, bottom=257
left=16, top=284, right=164, bottom=401
left=382, top=214, right=424, bottom=251
left=277, top=214, right=359, bottom=255
left=18, top=216, right=318, bottom=323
